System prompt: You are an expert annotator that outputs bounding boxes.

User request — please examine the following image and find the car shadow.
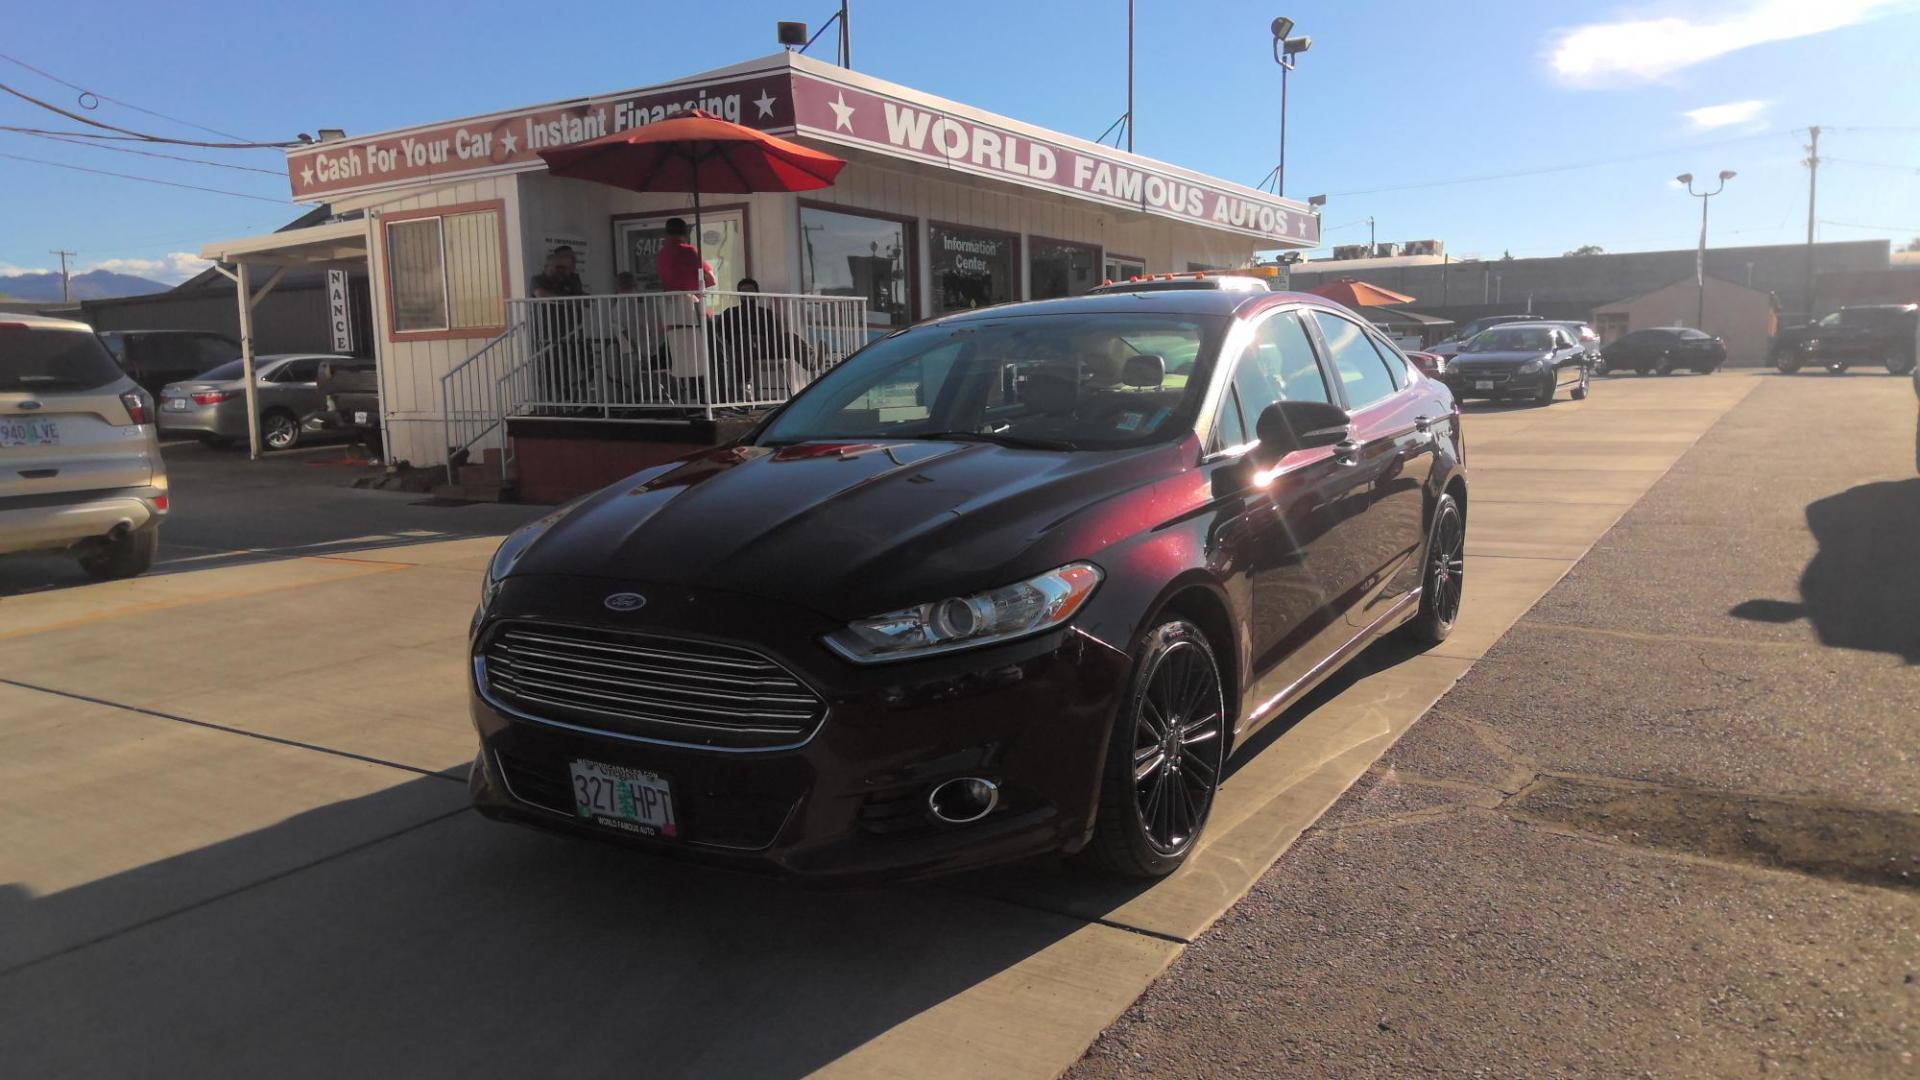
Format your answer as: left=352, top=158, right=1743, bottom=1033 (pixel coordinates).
left=0, top=772, right=1091, bottom=1078
left=1729, top=478, right=1920, bottom=664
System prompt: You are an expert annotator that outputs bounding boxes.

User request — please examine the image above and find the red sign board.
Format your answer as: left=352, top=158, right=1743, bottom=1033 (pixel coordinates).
left=787, top=72, right=1318, bottom=245
left=286, top=72, right=794, bottom=201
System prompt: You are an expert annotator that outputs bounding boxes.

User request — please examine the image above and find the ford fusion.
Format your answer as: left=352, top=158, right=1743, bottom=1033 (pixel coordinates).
left=468, top=290, right=1468, bottom=882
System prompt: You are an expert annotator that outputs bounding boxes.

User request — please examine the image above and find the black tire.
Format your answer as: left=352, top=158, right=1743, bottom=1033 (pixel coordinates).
left=261, top=409, right=301, bottom=451
left=1635, top=365, right=1651, bottom=376
left=1884, top=351, right=1916, bottom=376
left=78, top=529, right=157, bottom=581
left=1532, top=374, right=1556, bottom=405
left=1086, top=618, right=1227, bottom=879
left=198, top=434, right=234, bottom=449
left=1773, top=349, right=1802, bottom=373
left=1572, top=365, right=1590, bottom=400
left=1403, top=493, right=1465, bottom=646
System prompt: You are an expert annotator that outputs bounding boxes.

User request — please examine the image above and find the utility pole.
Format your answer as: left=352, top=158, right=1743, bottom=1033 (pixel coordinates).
left=1802, top=125, right=1821, bottom=321
left=1126, top=0, right=1135, bottom=152
left=49, top=249, right=76, bottom=303
left=1367, top=216, right=1376, bottom=255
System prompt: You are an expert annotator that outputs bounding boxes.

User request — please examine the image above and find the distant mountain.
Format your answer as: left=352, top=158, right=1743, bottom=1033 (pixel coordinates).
left=0, top=269, right=170, bottom=301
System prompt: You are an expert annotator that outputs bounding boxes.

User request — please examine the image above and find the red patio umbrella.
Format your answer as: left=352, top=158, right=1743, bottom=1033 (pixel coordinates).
left=537, top=110, right=847, bottom=271
left=1306, top=277, right=1417, bottom=308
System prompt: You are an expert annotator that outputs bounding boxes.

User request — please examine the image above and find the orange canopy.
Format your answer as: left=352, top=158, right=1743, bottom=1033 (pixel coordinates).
left=537, top=110, right=846, bottom=194
left=1306, top=277, right=1417, bottom=307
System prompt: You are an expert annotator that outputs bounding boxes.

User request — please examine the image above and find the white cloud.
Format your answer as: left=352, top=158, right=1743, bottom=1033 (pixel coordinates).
left=1684, top=98, right=1773, bottom=129
left=0, top=262, right=52, bottom=277
left=1550, top=0, right=1905, bottom=84
left=86, top=252, right=213, bottom=284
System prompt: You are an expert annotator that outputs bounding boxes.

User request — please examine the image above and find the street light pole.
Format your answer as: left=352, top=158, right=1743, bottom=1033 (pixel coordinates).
left=1677, top=170, right=1736, bottom=332
left=1270, top=18, right=1310, bottom=198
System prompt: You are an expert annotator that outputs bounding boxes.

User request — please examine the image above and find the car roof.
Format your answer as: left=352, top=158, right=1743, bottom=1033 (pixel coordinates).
left=1, top=312, right=96, bottom=333
left=98, top=328, right=237, bottom=338
left=923, top=289, right=1345, bottom=326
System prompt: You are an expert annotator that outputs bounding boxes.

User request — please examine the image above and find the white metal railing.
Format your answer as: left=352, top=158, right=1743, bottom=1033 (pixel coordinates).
left=440, top=290, right=869, bottom=482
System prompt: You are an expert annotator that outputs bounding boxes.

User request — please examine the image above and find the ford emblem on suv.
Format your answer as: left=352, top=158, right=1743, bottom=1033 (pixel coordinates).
left=602, top=592, right=647, bottom=612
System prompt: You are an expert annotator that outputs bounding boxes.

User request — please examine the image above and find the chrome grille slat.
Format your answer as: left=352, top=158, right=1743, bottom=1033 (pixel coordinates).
left=482, top=621, right=826, bottom=749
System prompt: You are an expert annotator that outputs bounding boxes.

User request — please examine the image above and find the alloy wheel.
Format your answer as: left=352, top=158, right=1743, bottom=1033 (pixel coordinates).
left=1427, top=501, right=1466, bottom=626
left=264, top=414, right=297, bottom=450
left=1131, top=639, right=1225, bottom=855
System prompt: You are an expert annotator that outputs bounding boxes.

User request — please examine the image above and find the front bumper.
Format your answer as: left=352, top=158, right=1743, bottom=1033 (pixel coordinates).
left=467, top=575, right=1133, bottom=884
left=1443, top=367, right=1548, bottom=398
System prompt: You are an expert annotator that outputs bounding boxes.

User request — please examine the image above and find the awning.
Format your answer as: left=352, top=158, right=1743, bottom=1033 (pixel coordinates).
left=200, top=219, right=368, bottom=269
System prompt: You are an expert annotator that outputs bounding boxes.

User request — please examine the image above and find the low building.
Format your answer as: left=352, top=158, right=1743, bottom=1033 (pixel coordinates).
left=201, top=51, right=1320, bottom=487
left=1591, top=277, right=1779, bottom=363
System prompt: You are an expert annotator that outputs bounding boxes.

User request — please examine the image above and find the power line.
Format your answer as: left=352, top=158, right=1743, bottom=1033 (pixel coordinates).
left=1819, top=219, right=1920, bottom=233
left=1, top=127, right=286, bottom=175
left=0, top=82, right=302, bottom=149
left=1325, top=131, right=1783, bottom=197
left=0, top=52, right=248, bottom=141
left=0, top=151, right=293, bottom=204
left=1823, top=156, right=1920, bottom=174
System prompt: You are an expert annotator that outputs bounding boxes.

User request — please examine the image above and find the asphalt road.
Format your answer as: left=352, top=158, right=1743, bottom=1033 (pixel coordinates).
left=1071, top=371, right=1920, bottom=1077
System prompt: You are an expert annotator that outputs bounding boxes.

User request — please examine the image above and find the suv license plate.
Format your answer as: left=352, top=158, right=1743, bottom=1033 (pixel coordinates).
left=569, top=759, right=678, bottom=838
left=1474, top=380, right=1494, bottom=390
left=0, top=418, right=59, bottom=447
left=167, top=399, right=190, bottom=411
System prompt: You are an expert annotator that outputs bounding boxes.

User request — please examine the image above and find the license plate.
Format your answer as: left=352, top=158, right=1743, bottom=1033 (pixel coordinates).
left=167, top=398, right=190, bottom=411
left=353, top=411, right=369, bottom=425
left=1474, top=380, right=1495, bottom=390
left=569, top=759, right=678, bottom=838
left=0, top=418, right=59, bottom=447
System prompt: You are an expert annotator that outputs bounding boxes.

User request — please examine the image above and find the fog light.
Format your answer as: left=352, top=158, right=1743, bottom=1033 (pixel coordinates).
left=927, top=777, right=999, bottom=824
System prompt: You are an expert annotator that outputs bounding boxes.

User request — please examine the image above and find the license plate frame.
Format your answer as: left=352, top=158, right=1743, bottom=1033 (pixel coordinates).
left=1474, top=380, right=1495, bottom=390
left=167, top=398, right=191, bottom=411
left=569, top=759, right=679, bottom=838
left=352, top=410, right=369, bottom=425
left=0, top=418, right=59, bottom=447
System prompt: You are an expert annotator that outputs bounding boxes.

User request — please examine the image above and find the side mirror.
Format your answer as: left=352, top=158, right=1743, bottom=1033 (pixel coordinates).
left=1256, top=399, right=1351, bottom=458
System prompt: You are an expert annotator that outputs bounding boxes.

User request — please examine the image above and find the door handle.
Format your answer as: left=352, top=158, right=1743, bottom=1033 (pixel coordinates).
left=1413, top=414, right=1433, bottom=433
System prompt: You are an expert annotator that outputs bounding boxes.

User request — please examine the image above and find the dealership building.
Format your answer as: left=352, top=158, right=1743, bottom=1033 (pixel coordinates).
left=200, top=51, right=1319, bottom=485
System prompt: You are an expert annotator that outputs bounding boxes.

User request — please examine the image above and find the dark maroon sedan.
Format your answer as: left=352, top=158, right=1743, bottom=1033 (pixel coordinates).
left=467, top=289, right=1468, bottom=882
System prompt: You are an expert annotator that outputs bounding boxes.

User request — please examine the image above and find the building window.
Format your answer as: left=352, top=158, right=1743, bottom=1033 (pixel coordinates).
left=1105, top=253, right=1146, bottom=283
left=799, top=204, right=915, bottom=330
left=614, top=207, right=748, bottom=296
left=929, top=222, right=1018, bottom=315
left=1029, top=236, right=1102, bottom=300
left=383, top=203, right=505, bottom=338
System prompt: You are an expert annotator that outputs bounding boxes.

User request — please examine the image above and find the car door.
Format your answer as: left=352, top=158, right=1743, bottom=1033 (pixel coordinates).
left=267, top=357, right=326, bottom=420
left=1307, top=309, right=1435, bottom=635
left=1550, top=328, right=1582, bottom=388
left=1200, top=307, right=1352, bottom=732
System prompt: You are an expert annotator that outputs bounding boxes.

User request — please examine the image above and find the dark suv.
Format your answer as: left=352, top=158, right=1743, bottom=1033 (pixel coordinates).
left=97, top=330, right=242, bottom=396
left=1770, top=304, right=1919, bottom=375
left=466, top=290, right=1468, bottom=882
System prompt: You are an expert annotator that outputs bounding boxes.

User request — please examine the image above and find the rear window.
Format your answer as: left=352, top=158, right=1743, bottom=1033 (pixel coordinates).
left=195, top=359, right=248, bottom=381
left=0, top=325, right=127, bottom=393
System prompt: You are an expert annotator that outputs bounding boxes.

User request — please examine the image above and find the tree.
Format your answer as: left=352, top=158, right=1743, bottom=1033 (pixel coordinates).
left=1901, top=236, right=1920, bottom=253
left=1565, top=244, right=1605, bottom=256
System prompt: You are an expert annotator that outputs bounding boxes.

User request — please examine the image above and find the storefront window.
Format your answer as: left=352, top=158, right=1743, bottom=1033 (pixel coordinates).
left=614, top=209, right=747, bottom=301
left=929, top=223, right=1018, bottom=315
left=383, top=204, right=504, bottom=337
left=799, top=205, right=914, bottom=330
left=1105, top=254, right=1146, bottom=284
left=1029, top=237, right=1102, bottom=300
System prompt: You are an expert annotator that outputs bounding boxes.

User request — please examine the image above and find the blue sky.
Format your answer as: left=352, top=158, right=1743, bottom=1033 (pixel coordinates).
left=2, top=0, right=1917, bottom=283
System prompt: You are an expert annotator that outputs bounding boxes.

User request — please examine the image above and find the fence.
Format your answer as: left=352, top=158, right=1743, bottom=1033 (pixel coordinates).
left=441, top=289, right=868, bottom=481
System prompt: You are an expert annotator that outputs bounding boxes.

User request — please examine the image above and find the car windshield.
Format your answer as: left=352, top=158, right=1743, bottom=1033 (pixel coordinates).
left=1466, top=326, right=1552, bottom=352
left=756, top=312, right=1226, bottom=450
left=0, top=325, right=127, bottom=392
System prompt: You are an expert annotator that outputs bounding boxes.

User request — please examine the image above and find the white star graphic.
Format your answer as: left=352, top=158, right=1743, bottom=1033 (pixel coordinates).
left=827, top=92, right=856, bottom=132
left=754, top=90, right=776, bottom=119
left=300, top=164, right=313, bottom=186
left=499, top=129, right=519, bottom=154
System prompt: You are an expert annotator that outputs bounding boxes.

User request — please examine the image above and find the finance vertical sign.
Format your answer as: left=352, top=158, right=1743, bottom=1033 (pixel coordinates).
left=327, top=270, right=354, bottom=353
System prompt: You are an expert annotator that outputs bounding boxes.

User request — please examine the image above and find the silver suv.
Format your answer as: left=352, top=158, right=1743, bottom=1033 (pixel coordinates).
left=1, top=314, right=169, bottom=579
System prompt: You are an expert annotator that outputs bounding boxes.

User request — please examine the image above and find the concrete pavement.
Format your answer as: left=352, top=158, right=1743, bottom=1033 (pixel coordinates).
left=0, top=372, right=1792, bottom=1076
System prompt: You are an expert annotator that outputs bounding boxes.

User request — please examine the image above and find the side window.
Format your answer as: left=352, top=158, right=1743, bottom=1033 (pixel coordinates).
left=1366, top=330, right=1410, bottom=388
left=1211, top=386, right=1247, bottom=451
left=1216, top=310, right=1330, bottom=451
left=194, top=336, right=239, bottom=366
left=1311, top=311, right=1399, bottom=409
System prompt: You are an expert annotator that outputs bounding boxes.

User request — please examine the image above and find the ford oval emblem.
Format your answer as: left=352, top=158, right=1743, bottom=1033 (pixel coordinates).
left=603, top=592, right=647, bottom=612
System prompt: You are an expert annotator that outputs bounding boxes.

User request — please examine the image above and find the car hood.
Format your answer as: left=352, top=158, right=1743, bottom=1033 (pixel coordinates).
left=507, top=439, right=1183, bottom=619
left=1449, top=349, right=1549, bottom=366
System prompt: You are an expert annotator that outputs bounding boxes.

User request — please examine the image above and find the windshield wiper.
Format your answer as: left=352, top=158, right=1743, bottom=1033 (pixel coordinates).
left=903, top=430, right=1078, bottom=451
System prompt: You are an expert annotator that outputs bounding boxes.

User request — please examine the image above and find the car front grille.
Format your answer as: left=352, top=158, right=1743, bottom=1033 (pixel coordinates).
left=481, top=621, right=826, bottom=750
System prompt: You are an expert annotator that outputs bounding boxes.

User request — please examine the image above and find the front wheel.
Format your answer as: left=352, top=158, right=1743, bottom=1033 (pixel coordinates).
left=1826, top=360, right=1848, bottom=375
left=262, top=409, right=301, bottom=451
left=1403, top=493, right=1465, bottom=646
left=1572, top=366, right=1590, bottom=400
left=1086, top=618, right=1227, bottom=879
left=1773, top=349, right=1802, bottom=373
left=1884, top=351, right=1916, bottom=376
left=1532, top=374, right=1556, bottom=405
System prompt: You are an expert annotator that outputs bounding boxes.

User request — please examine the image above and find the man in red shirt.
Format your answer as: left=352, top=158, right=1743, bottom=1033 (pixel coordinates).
left=654, top=217, right=715, bottom=292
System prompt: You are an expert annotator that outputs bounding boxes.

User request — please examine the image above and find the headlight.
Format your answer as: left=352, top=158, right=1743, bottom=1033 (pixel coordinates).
left=479, top=511, right=565, bottom=611
left=1517, top=359, right=1543, bottom=373
left=824, top=562, right=1103, bottom=663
